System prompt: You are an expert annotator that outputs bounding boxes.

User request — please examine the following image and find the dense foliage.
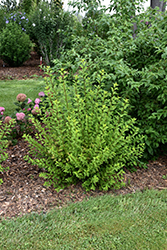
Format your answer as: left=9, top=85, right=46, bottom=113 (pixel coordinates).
left=0, top=120, right=15, bottom=184
left=26, top=1, right=82, bottom=65
left=23, top=62, right=145, bottom=191
left=52, top=0, right=167, bottom=159
left=0, top=22, right=31, bottom=66
left=0, top=0, right=167, bottom=190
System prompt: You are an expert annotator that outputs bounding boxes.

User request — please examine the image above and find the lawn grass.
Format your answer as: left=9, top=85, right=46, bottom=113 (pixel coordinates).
left=0, top=79, right=166, bottom=249
left=0, top=78, right=45, bottom=116
left=0, top=189, right=166, bottom=250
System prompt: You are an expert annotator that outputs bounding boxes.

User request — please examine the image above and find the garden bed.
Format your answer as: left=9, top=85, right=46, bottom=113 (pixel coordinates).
left=0, top=52, right=45, bottom=80
left=0, top=137, right=167, bottom=219
left=0, top=54, right=167, bottom=220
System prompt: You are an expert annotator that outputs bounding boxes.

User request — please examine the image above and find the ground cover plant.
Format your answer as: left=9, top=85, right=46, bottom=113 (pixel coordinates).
left=0, top=189, right=166, bottom=250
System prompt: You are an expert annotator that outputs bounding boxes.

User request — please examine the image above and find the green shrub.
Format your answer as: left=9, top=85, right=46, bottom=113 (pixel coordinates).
left=0, top=9, right=6, bottom=32
left=23, top=61, right=145, bottom=191
left=0, top=120, right=15, bottom=184
left=53, top=5, right=167, bottom=160
left=3, top=11, right=29, bottom=33
left=19, top=0, right=33, bottom=14
left=0, top=22, right=31, bottom=67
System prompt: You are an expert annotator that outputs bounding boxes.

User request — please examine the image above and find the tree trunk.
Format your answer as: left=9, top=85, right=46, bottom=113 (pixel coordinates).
left=150, top=0, right=166, bottom=12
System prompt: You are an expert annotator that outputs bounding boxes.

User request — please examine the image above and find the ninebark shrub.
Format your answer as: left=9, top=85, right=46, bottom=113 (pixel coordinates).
left=23, top=61, right=145, bottom=191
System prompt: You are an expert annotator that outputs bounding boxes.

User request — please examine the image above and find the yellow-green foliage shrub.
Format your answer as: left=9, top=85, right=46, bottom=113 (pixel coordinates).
left=23, top=61, right=145, bottom=191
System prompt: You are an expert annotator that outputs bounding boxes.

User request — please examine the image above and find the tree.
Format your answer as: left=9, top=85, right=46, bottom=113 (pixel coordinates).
left=150, top=0, right=166, bottom=11
left=0, top=0, right=18, bottom=11
left=19, top=0, right=33, bottom=13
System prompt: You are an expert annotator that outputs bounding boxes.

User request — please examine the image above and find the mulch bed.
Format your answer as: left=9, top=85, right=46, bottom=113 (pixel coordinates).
left=0, top=52, right=46, bottom=80
left=0, top=52, right=167, bottom=220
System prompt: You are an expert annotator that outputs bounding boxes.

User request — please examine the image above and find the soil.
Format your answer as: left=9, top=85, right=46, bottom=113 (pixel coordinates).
left=0, top=52, right=167, bottom=220
left=0, top=52, right=46, bottom=80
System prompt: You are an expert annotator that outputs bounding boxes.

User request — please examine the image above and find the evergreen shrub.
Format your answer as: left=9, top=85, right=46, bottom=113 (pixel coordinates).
left=0, top=22, right=31, bottom=66
left=23, top=60, right=145, bottom=191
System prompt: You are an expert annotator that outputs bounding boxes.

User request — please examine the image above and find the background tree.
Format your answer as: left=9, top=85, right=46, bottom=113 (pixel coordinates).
left=150, top=0, right=166, bottom=11
left=19, top=0, right=33, bottom=13
left=0, top=0, right=18, bottom=11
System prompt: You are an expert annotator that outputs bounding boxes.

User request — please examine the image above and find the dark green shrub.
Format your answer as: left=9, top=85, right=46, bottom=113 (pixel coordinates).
left=23, top=61, right=145, bottom=191
left=0, top=22, right=31, bottom=66
left=19, top=0, right=33, bottom=14
left=0, top=9, right=6, bottom=32
left=53, top=4, right=167, bottom=160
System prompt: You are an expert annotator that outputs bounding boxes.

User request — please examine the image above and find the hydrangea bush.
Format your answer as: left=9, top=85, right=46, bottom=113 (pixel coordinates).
left=0, top=90, right=47, bottom=143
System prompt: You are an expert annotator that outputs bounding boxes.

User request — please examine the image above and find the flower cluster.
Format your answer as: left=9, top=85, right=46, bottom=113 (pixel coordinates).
left=16, top=112, right=25, bottom=121
left=0, top=107, right=5, bottom=116
left=4, top=12, right=29, bottom=32
left=23, top=92, right=45, bottom=116
left=0, top=91, right=47, bottom=142
left=16, top=93, right=27, bottom=102
left=4, top=116, right=13, bottom=124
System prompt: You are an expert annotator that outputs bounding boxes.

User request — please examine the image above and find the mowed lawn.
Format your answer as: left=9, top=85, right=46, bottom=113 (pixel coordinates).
left=0, top=78, right=45, bottom=116
left=0, top=79, right=167, bottom=249
left=0, top=189, right=167, bottom=250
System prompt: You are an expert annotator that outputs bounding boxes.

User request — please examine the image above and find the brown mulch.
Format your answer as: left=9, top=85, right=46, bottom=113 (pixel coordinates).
left=0, top=53, right=167, bottom=220
left=0, top=52, right=46, bottom=80
left=0, top=138, right=166, bottom=220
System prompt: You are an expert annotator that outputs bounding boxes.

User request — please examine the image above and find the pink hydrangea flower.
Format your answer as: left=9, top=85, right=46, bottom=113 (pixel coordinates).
left=34, top=104, right=39, bottom=109
left=16, top=93, right=27, bottom=102
left=27, top=108, right=31, bottom=111
left=4, top=116, right=13, bottom=124
left=31, top=108, right=40, bottom=115
left=1, top=112, right=3, bottom=115
left=38, top=91, right=45, bottom=97
left=27, top=98, right=32, bottom=104
left=16, top=112, right=25, bottom=121
left=35, top=98, right=41, bottom=104
left=0, top=107, right=5, bottom=112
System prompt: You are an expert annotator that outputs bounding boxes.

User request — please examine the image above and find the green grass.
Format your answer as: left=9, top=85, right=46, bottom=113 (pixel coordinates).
left=0, top=79, right=166, bottom=249
left=0, top=189, right=166, bottom=250
left=0, top=78, right=45, bottom=116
